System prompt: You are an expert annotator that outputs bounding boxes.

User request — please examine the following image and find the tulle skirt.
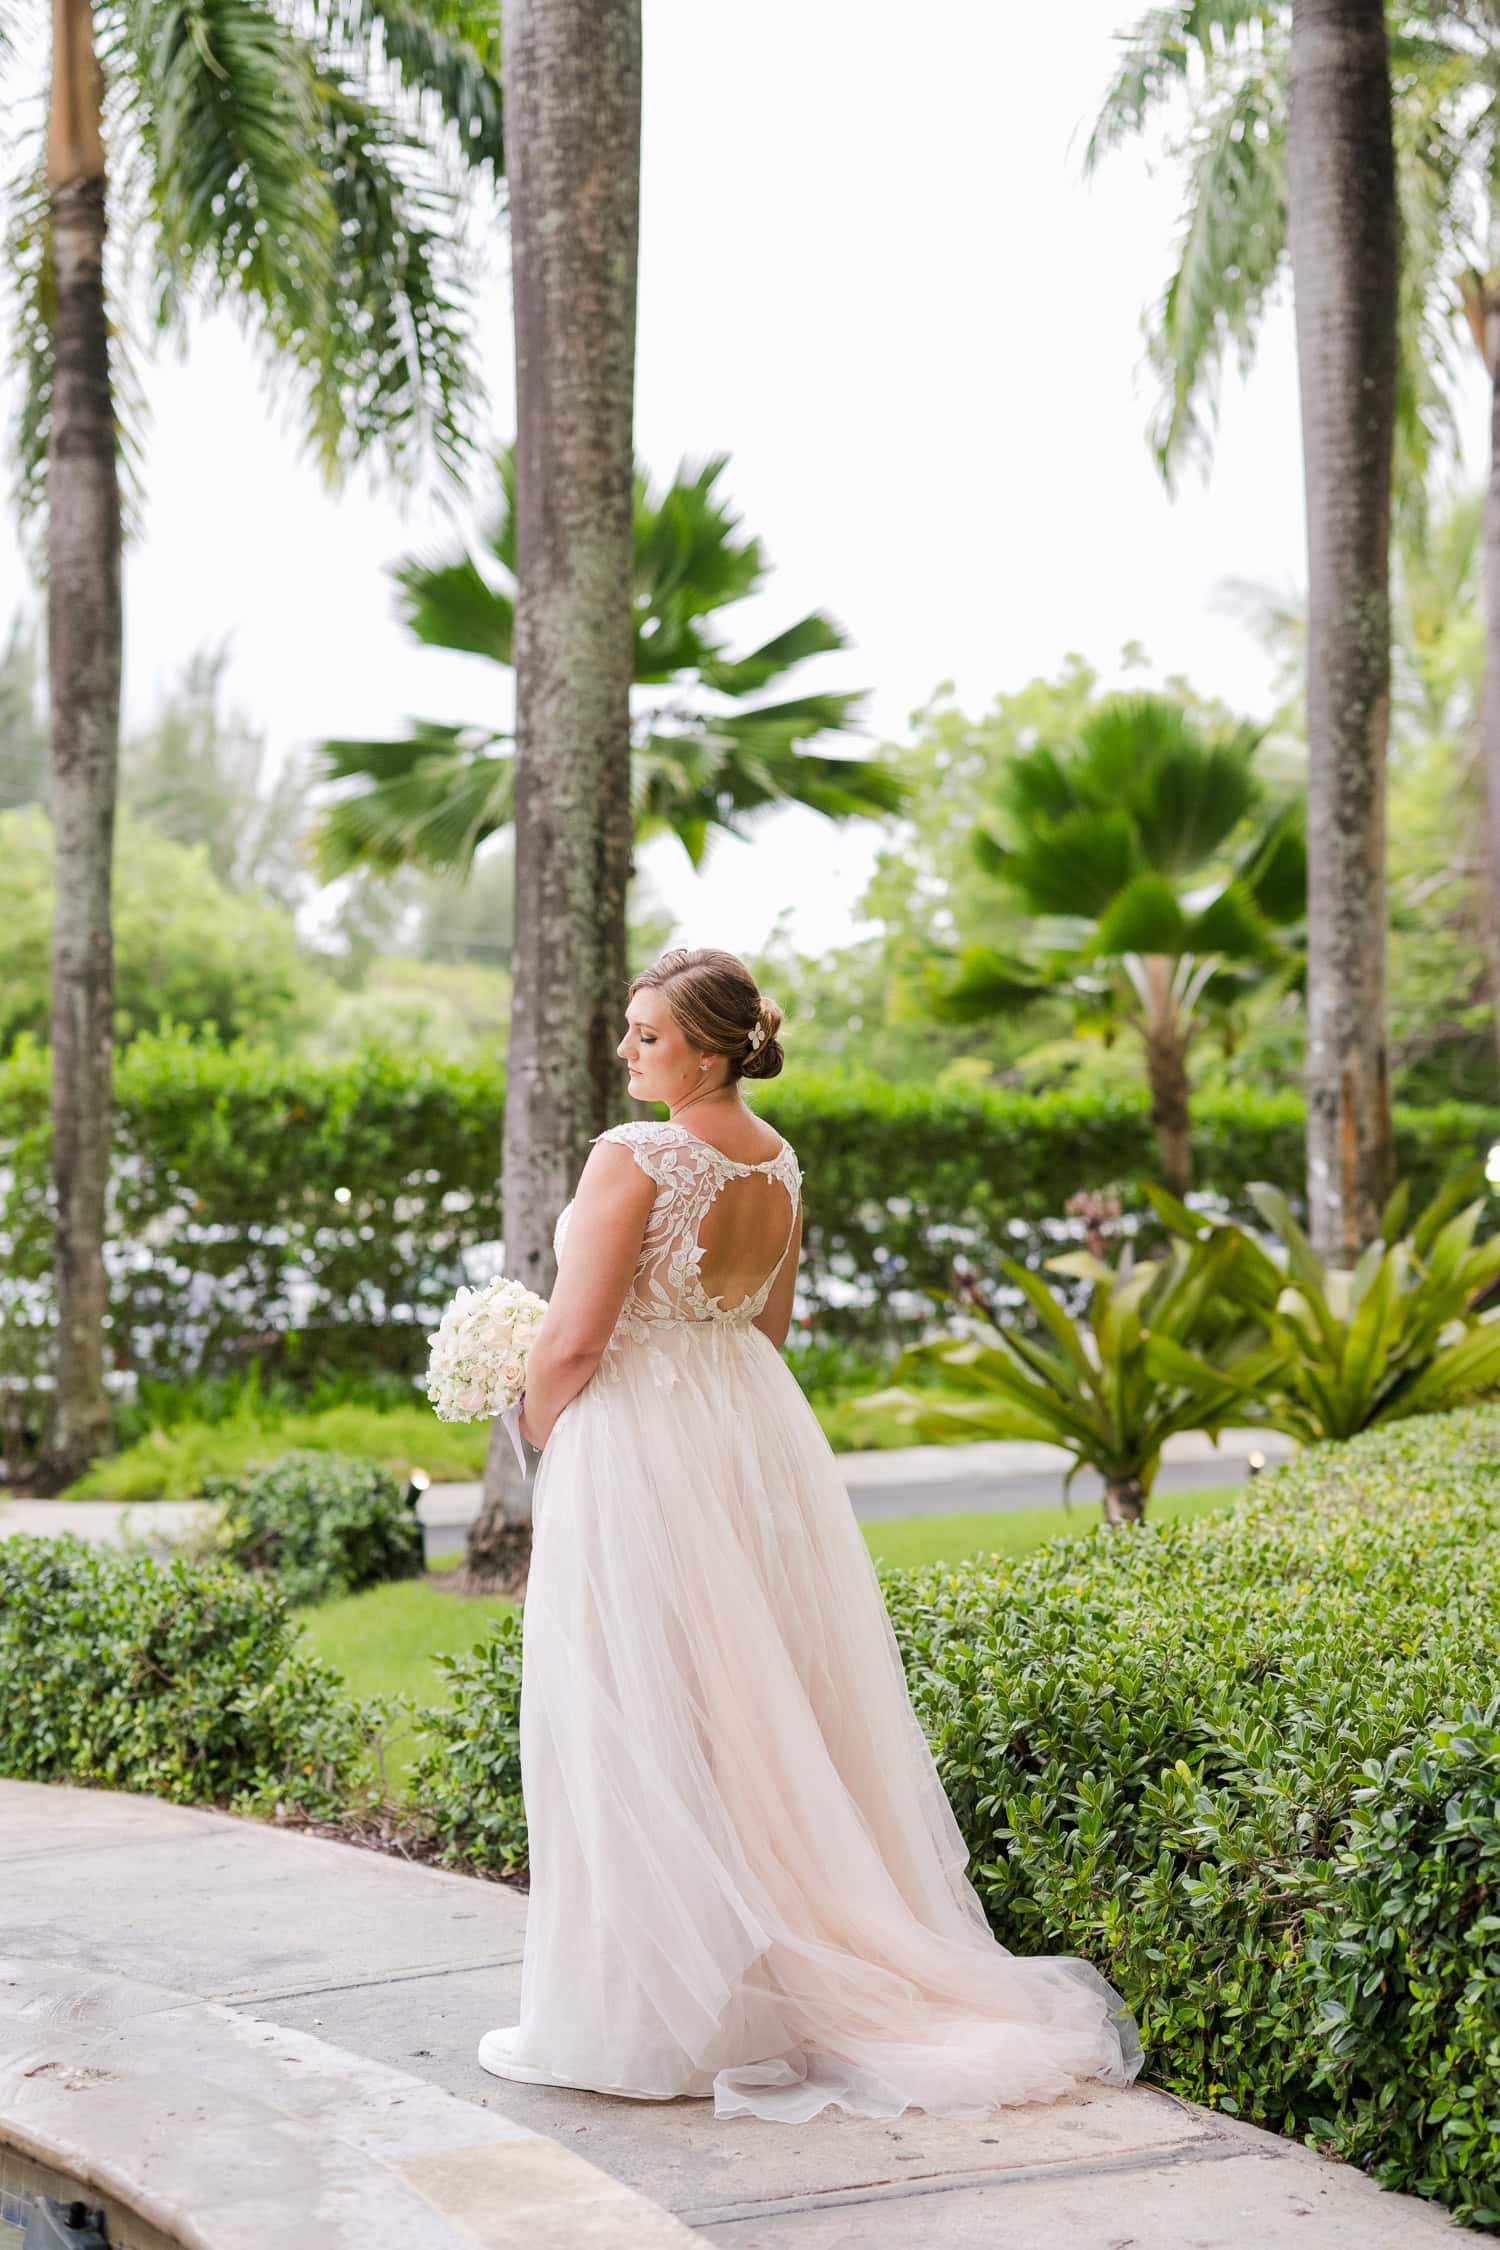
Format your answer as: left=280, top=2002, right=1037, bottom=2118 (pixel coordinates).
left=476, top=1318, right=1143, bottom=2122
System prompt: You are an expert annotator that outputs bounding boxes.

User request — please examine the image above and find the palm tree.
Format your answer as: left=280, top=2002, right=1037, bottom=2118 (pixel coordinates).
left=925, top=694, right=1306, bottom=1194
left=460, top=0, right=641, bottom=1591
left=1287, top=0, right=1400, bottom=1258
left=9, top=0, right=501, bottom=1483
left=1089, top=0, right=1405, bottom=1257
left=312, top=451, right=899, bottom=882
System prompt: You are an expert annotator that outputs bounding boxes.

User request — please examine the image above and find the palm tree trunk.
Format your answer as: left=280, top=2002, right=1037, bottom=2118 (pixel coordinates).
left=1138, top=955, right=1192, bottom=1196
left=463, top=0, right=641, bottom=1589
left=1459, top=269, right=1500, bottom=1080
left=1286, top=0, right=1397, bottom=1263
left=42, top=0, right=121, bottom=1488
left=1102, top=1475, right=1146, bottom=1527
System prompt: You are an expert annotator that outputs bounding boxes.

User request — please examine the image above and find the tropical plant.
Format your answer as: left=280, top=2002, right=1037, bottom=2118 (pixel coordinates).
left=10, top=0, right=503, bottom=1485
left=1149, top=1165, right=1500, bottom=1441
left=923, top=693, right=1306, bottom=1193
left=313, top=450, right=898, bottom=881
left=851, top=1227, right=1285, bottom=1524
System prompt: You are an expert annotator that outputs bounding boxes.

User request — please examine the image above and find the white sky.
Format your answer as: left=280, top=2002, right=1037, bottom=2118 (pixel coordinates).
left=4, top=0, right=1463, bottom=957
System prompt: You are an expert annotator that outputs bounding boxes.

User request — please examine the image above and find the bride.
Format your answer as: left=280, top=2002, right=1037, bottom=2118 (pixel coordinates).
left=476, top=945, right=1142, bottom=2122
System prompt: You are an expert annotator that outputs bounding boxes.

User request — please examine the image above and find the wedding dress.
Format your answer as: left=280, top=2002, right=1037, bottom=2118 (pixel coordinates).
left=476, top=1117, right=1142, bottom=2122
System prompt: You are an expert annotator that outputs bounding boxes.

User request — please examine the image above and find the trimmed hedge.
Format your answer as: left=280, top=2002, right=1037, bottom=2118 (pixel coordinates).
left=886, top=1410, right=1500, bottom=2228
left=410, top=1409, right=1500, bottom=2227
left=0, top=1534, right=382, bottom=1815
left=2, top=1029, right=1495, bottom=1380
left=209, top=1449, right=426, bottom=1608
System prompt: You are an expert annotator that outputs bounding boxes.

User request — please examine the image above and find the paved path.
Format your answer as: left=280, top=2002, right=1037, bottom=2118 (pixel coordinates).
left=0, top=1781, right=1459, bottom=2247
left=0, top=1429, right=1296, bottom=1562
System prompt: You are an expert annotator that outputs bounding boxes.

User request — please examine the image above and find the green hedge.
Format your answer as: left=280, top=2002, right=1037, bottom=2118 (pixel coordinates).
left=2, top=1029, right=1494, bottom=1380
left=886, top=1410, right=1500, bottom=2228
left=0, top=1534, right=382, bottom=1815
left=408, top=1409, right=1500, bottom=2228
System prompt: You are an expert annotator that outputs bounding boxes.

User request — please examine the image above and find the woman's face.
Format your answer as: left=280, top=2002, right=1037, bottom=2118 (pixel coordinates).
left=617, top=990, right=709, bottom=1101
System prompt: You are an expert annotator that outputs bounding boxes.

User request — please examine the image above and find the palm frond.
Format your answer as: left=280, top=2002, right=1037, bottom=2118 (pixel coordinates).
left=310, top=0, right=504, bottom=173
left=123, top=0, right=338, bottom=331
left=313, top=722, right=511, bottom=875
left=300, top=75, right=479, bottom=482
left=1145, top=53, right=1287, bottom=483
left=696, top=612, right=848, bottom=697
left=1086, top=1, right=1281, bottom=170
left=122, top=0, right=480, bottom=482
left=393, top=549, right=513, bottom=659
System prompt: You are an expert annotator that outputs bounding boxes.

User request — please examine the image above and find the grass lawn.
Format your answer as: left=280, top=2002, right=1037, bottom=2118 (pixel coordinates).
left=299, top=1484, right=1234, bottom=1796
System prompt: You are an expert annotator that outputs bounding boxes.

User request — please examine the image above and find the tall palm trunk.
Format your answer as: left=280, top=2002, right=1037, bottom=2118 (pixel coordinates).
left=1137, top=953, right=1192, bottom=1196
left=1459, top=267, right=1500, bottom=1078
left=1287, top=0, right=1397, bottom=1263
left=42, top=0, right=121, bottom=1487
left=463, top=0, right=641, bottom=1588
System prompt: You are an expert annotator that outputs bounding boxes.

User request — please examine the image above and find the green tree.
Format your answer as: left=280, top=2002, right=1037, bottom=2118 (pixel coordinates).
left=312, top=451, right=901, bottom=882
left=0, top=807, right=320, bottom=1055
left=10, top=0, right=502, bottom=1482
left=122, top=646, right=311, bottom=908
left=925, top=694, right=1306, bottom=1193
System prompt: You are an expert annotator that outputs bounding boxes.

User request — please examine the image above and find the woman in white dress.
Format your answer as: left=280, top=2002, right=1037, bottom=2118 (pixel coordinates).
left=477, top=947, right=1142, bottom=2123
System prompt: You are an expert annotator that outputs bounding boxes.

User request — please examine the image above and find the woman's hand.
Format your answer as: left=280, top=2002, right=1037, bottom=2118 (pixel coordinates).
left=518, top=1395, right=544, bottom=1450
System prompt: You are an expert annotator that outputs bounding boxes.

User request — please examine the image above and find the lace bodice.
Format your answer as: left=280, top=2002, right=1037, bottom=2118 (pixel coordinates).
left=554, top=1119, right=802, bottom=1362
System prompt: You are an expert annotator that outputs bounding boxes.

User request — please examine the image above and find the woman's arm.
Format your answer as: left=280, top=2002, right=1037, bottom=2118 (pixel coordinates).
left=751, top=1196, right=803, bottom=1352
left=517, top=1144, right=655, bottom=1447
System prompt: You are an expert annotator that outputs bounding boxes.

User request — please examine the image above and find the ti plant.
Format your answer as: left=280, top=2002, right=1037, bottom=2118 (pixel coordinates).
left=853, top=1231, right=1284, bottom=1526
left=1147, top=1168, right=1500, bottom=1444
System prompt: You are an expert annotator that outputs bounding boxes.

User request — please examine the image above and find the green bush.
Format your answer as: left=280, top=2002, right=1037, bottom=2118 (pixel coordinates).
left=881, top=1409, right=1500, bottom=2228
left=210, top=1450, right=425, bottom=1608
left=0, top=1534, right=380, bottom=1816
left=405, top=1607, right=527, bottom=1874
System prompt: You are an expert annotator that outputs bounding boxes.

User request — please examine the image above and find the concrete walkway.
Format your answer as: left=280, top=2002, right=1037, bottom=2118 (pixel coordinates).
left=0, top=1781, right=1459, bottom=2247
left=0, top=1428, right=1296, bottom=1564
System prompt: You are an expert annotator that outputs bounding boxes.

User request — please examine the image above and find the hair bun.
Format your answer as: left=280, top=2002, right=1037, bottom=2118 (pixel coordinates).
left=741, top=992, right=784, bottom=1080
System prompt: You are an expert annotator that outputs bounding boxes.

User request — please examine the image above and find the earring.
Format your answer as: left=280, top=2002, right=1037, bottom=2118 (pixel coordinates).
left=699, top=1061, right=708, bottom=1072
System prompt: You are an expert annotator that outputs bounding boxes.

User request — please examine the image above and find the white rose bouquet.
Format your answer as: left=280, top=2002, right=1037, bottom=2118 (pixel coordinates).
left=425, top=1276, right=549, bottom=1470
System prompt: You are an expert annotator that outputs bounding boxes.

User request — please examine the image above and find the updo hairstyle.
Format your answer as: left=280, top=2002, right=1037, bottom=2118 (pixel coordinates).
left=628, top=947, right=785, bottom=1081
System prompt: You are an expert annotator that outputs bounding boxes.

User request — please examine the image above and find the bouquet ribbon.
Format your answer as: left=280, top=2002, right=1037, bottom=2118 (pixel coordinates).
left=499, top=1395, right=529, bottom=1477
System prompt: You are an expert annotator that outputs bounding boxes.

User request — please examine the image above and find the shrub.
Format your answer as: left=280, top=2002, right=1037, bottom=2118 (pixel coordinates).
left=0, top=1534, right=381, bottom=1816
left=880, top=1409, right=1500, bottom=2228
left=210, top=1449, right=425, bottom=1608
left=404, top=1607, right=527, bottom=1874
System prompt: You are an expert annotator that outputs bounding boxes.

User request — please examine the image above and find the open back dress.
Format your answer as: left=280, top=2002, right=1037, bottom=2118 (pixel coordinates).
left=476, top=1117, right=1142, bottom=2122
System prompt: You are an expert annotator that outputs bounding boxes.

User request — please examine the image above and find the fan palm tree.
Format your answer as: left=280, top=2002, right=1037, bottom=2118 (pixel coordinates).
left=312, top=450, right=900, bottom=884
left=8, top=0, right=501, bottom=1483
left=1090, top=0, right=1405, bottom=1257
left=925, top=694, right=1306, bottom=1194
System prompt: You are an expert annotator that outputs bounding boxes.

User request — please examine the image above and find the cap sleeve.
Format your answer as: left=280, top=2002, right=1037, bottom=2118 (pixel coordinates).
left=589, top=1119, right=680, bottom=1191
